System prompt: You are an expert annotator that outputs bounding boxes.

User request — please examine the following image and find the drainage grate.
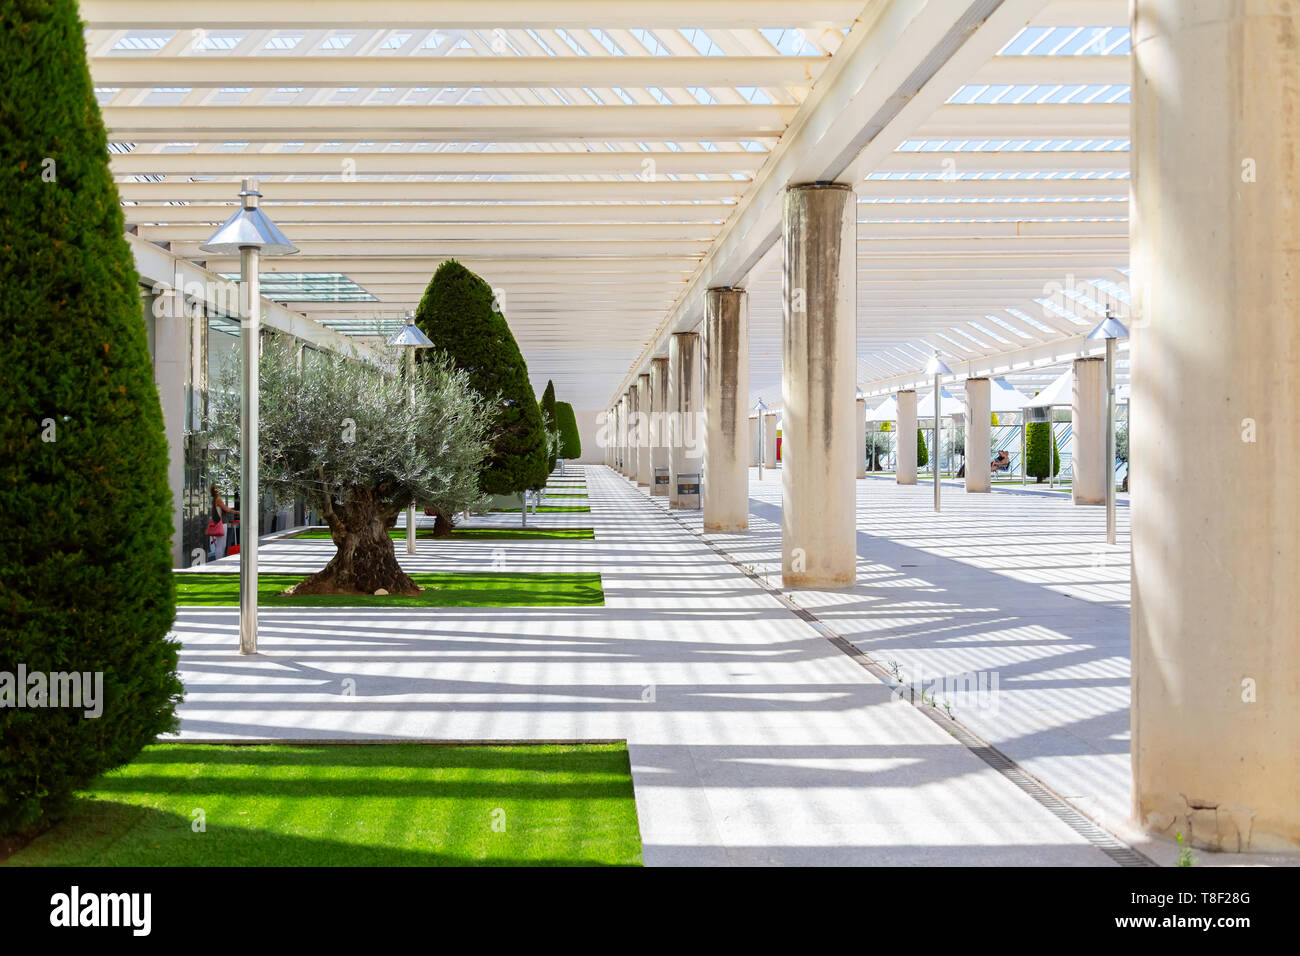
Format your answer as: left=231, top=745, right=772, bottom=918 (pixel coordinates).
left=658, top=501, right=1156, bottom=868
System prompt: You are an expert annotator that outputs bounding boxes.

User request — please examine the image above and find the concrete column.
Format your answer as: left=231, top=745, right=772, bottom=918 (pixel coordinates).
left=855, top=394, right=867, bottom=478
left=668, top=331, right=701, bottom=509
left=622, top=391, right=634, bottom=478
left=780, top=183, right=857, bottom=588
left=702, top=287, right=749, bottom=532
left=964, top=378, right=991, bottom=493
left=1071, top=357, right=1106, bottom=505
left=636, top=373, right=651, bottom=487
left=617, top=396, right=627, bottom=475
left=153, top=268, right=188, bottom=568
left=762, top=413, right=778, bottom=473
left=1131, top=0, right=1300, bottom=853
left=650, top=358, right=670, bottom=496
left=896, top=389, right=918, bottom=485
left=748, top=416, right=759, bottom=466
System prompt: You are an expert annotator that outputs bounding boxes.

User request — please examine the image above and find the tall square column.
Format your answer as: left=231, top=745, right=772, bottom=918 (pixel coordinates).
left=1131, top=0, right=1300, bottom=852
left=1071, top=357, right=1106, bottom=505
left=703, top=288, right=749, bottom=531
left=780, top=183, right=857, bottom=588
left=855, top=393, right=867, bottom=479
left=649, top=358, right=670, bottom=496
left=896, top=389, right=918, bottom=485
left=668, top=331, right=701, bottom=509
left=964, top=378, right=991, bottom=493
left=636, top=373, right=651, bottom=487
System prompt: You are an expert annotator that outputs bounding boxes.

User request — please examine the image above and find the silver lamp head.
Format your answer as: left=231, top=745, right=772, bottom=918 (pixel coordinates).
left=1087, top=310, right=1130, bottom=341
left=925, top=354, right=952, bottom=376
left=388, top=311, right=434, bottom=348
left=198, top=179, right=299, bottom=256
left=755, top=397, right=768, bottom=413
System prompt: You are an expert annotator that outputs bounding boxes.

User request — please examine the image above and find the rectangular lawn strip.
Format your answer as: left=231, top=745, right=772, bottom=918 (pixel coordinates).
left=490, top=505, right=590, bottom=513
left=174, top=572, right=603, bottom=607
left=293, top=527, right=594, bottom=541
left=541, top=492, right=587, bottom=498
left=3, top=743, right=643, bottom=867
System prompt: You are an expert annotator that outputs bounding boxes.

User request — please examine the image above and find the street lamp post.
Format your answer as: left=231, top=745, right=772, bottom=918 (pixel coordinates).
left=1087, top=310, right=1130, bottom=545
left=388, top=311, right=435, bottom=555
left=925, top=354, right=952, bottom=512
left=199, top=179, right=297, bottom=656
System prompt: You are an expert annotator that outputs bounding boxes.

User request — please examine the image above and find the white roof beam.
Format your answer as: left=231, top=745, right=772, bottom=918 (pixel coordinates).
left=111, top=149, right=767, bottom=177
left=876, top=149, right=1129, bottom=174
left=116, top=179, right=749, bottom=202
left=81, top=1, right=867, bottom=30
left=103, top=104, right=796, bottom=142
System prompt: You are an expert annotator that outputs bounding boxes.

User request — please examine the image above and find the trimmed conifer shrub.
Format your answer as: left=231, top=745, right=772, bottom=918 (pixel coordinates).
left=414, top=260, right=548, bottom=495
left=540, top=379, right=558, bottom=472
left=917, top=428, right=929, bottom=469
left=1026, top=422, right=1062, bottom=483
left=0, top=0, right=182, bottom=836
left=555, top=402, right=582, bottom=460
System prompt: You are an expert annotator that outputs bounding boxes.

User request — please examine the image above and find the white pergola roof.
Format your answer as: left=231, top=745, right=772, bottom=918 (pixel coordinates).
left=87, top=0, right=1133, bottom=411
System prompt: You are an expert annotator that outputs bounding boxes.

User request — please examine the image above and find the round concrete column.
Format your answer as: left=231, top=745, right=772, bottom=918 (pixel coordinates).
left=703, top=288, right=750, bottom=531
left=650, top=358, right=670, bottom=496
left=636, top=373, right=652, bottom=487
left=964, top=378, right=991, bottom=493
left=1071, top=357, right=1106, bottom=505
left=1132, top=0, right=1300, bottom=853
left=780, top=183, right=857, bottom=588
left=668, top=331, right=702, bottom=509
left=896, top=389, right=918, bottom=485
left=855, top=395, right=867, bottom=479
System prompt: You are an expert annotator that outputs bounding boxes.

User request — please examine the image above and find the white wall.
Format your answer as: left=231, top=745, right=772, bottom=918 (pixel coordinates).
left=571, top=408, right=606, bottom=464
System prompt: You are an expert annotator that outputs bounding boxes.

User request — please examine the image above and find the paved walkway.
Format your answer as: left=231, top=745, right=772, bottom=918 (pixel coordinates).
left=172, top=466, right=1118, bottom=866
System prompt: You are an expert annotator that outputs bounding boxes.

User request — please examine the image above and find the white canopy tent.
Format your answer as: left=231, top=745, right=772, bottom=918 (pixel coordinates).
left=991, top=378, right=1034, bottom=415
left=1020, top=367, right=1074, bottom=409
left=916, top=388, right=964, bottom=419
left=866, top=394, right=898, bottom=423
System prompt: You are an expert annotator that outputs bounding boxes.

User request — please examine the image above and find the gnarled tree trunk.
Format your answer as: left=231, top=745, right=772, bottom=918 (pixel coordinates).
left=292, top=487, right=418, bottom=595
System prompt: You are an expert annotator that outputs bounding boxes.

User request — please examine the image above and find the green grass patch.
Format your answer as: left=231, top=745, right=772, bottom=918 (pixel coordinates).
left=174, top=572, right=604, bottom=607
left=490, top=505, right=590, bottom=513
left=293, top=527, right=594, bottom=541
left=541, top=492, right=587, bottom=498
left=3, top=743, right=642, bottom=867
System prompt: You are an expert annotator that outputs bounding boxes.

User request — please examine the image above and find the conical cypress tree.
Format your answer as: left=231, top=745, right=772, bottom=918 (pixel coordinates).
left=917, top=428, right=929, bottom=469
left=555, top=402, right=582, bottom=459
left=1026, top=422, right=1062, bottom=483
left=0, top=0, right=181, bottom=835
left=415, top=260, right=548, bottom=494
left=539, top=379, right=557, bottom=472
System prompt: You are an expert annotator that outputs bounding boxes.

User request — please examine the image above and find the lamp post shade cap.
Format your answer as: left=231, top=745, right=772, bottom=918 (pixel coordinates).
left=388, top=323, right=435, bottom=348
left=199, top=206, right=299, bottom=256
left=1087, top=315, right=1130, bottom=340
left=925, top=355, right=953, bottom=376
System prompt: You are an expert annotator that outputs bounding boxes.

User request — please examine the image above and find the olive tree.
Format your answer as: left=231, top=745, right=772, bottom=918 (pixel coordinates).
left=210, top=337, right=493, bottom=595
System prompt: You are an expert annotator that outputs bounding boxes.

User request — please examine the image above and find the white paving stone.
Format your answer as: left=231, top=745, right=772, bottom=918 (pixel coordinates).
left=170, top=465, right=1117, bottom=866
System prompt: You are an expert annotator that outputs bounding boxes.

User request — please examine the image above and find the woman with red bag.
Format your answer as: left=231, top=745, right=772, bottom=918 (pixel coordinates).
left=207, top=483, right=239, bottom=561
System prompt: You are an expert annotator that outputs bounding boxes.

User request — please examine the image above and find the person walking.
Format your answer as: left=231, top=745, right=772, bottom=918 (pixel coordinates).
left=207, top=483, right=239, bottom=561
